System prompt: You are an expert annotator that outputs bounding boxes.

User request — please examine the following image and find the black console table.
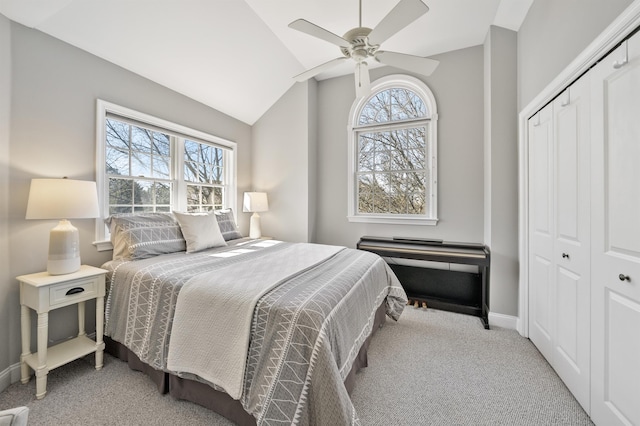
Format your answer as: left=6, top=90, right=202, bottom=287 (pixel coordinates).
left=357, top=236, right=491, bottom=329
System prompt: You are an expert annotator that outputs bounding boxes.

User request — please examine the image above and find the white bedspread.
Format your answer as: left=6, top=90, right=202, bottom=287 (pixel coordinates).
left=166, top=242, right=344, bottom=400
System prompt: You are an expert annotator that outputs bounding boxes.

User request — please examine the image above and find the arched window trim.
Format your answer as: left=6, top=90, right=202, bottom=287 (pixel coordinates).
left=347, top=74, right=438, bottom=225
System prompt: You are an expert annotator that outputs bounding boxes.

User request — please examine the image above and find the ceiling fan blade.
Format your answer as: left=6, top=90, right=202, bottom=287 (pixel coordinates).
left=288, top=19, right=351, bottom=48
left=367, top=0, right=429, bottom=46
left=355, top=62, right=371, bottom=97
left=293, top=57, right=348, bottom=82
left=376, top=51, right=439, bottom=76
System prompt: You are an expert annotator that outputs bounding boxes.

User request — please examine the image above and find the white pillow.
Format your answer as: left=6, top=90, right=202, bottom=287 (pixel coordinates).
left=173, top=211, right=227, bottom=253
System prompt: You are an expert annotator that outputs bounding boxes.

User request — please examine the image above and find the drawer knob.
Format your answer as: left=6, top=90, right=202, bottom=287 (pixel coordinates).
left=65, top=287, right=85, bottom=296
left=562, top=253, right=569, bottom=259
left=618, top=274, right=630, bottom=282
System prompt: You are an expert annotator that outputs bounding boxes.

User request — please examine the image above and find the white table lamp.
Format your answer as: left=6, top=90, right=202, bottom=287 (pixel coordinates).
left=26, top=178, right=100, bottom=275
left=243, top=192, right=269, bottom=239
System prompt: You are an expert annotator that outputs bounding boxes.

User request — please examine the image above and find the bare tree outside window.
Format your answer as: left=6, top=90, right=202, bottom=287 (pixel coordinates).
left=356, top=88, right=430, bottom=216
left=105, top=119, right=225, bottom=214
left=184, top=139, right=224, bottom=212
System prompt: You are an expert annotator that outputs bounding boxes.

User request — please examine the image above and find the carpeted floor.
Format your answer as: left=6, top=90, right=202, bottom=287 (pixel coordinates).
left=0, top=308, right=593, bottom=425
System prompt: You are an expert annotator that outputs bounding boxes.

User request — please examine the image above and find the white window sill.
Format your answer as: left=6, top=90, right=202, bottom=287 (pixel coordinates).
left=347, top=215, right=438, bottom=226
left=94, top=240, right=113, bottom=252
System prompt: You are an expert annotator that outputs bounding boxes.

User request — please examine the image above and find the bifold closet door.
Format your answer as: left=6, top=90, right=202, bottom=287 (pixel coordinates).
left=551, top=75, right=591, bottom=413
left=528, top=104, right=555, bottom=363
left=590, top=34, right=640, bottom=426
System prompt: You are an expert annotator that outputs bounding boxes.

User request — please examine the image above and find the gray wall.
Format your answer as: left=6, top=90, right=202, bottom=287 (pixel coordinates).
left=315, top=46, right=485, bottom=249
left=251, top=80, right=318, bottom=242
left=518, top=0, right=633, bottom=110
left=2, top=22, right=252, bottom=381
left=0, top=13, right=12, bottom=389
left=483, top=26, right=519, bottom=317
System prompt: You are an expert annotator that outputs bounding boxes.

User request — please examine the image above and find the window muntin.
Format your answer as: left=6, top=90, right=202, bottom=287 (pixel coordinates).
left=348, top=75, right=437, bottom=225
left=95, top=100, right=237, bottom=248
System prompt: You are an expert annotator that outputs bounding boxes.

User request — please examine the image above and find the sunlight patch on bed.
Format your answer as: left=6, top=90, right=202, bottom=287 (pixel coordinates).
left=209, top=248, right=256, bottom=258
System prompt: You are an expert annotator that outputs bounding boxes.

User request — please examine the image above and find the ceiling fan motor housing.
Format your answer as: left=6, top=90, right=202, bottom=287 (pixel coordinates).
left=341, top=27, right=378, bottom=61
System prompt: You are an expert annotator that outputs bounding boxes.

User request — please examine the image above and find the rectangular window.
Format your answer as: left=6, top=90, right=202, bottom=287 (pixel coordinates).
left=356, top=126, right=428, bottom=216
left=95, top=100, right=237, bottom=249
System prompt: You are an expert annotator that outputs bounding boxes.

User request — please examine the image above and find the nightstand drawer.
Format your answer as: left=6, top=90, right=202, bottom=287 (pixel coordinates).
left=49, top=278, right=98, bottom=307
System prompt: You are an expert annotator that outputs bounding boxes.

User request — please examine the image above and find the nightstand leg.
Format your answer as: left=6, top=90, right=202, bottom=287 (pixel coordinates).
left=77, top=301, right=86, bottom=337
left=95, top=296, right=104, bottom=370
left=35, top=312, right=48, bottom=399
left=20, top=304, right=31, bottom=384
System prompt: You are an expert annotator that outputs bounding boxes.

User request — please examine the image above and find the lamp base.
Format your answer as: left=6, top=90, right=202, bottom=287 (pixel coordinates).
left=249, top=212, right=262, bottom=239
left=47, top=219, right=81, bottom=275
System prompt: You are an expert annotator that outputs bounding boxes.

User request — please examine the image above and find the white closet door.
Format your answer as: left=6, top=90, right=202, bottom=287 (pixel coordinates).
left=528, top=104, right=555, bottom=362
left=590, top=35, right=640, bottom=426
left=552, top=76, right=591, bottom=413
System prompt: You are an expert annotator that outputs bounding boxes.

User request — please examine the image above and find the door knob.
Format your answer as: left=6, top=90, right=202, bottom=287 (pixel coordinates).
left=619, top=274, right=630, bottom=282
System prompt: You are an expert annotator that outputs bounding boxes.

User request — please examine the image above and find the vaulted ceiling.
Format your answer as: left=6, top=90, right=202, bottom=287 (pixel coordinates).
left=1, top=0, right=533, bottom=125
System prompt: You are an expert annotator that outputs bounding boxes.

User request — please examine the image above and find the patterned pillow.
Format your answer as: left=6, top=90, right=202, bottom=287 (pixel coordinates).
left=105, top=213, right=186, bottom=260
left=214, top=209, right=243, bottom=241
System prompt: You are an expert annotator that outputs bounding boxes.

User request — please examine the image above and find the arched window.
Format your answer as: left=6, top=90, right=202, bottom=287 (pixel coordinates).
left=347, top=75, right=438, bottom=224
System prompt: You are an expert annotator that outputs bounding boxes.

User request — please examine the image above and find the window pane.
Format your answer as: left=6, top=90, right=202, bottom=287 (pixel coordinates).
left=106, top=119, right=130, bottom=150
left=213, top=148, right=223, bottom=167
left=213, top=187, right=223, bottom=205
left=134, top=180, right=153, bottom=205
left=109, top=178, right=132, bottom=205
left=184, top=161, right=198, bottom=182
left=212, top=167, right=223, bottom=185
left=201, top=144, right=213, bottom=163
left=153, top=155, right=170, bottom=179
left=131, top=152, right=152, bottom=177
left=374, top=150, right=391, bottom=171
left=187, top=185, right=199, bottom=206
left=201, top=186, right=213, bottom=205
left=131, top=126, right=152, bottom=153
left=155, top=182, right=171, bottom=205
left=408, top=192, right=426, bottom=214
left=184, top=140, right=199, bottom=161
left=106, top=147, right=130, bottom=176
left=153, top=132, right=170, bottom=156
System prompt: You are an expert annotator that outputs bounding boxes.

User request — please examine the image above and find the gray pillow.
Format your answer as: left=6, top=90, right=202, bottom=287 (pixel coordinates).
left=105, top=213, right=186, bottom=260
left=214, top=209, right=243, bottom=241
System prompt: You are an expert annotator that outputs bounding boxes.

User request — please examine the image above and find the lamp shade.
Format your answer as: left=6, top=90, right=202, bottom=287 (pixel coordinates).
left=243, top=192, right=269, bottom=213
left=26, top=178, right=100, bottom=220
left=25, top=178, right=100, bottom=275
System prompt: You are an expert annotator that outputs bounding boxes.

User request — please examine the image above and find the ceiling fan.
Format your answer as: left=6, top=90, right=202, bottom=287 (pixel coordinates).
left=289, top=0, right=439, bottom=97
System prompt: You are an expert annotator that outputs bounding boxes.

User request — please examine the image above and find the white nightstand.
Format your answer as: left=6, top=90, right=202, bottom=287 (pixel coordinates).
left=17, top=265, right=107, bottom=399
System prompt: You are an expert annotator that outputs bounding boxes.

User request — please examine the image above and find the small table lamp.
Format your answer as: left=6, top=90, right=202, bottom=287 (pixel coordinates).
left=243, top=192, right=269, bottom=239
left=25, top=178, right=100, bottom=275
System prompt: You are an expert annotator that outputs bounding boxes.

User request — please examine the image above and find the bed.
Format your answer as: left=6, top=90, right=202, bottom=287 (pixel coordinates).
left=101, top=211, right=407, bottom=425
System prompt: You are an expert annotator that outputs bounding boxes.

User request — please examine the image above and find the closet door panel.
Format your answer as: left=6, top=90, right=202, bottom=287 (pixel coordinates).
left=552, top=78, right=591, bottom=412
left=591, top=36, right=640, bottom=426
left=528, top=105, right=555, bottom=362
left=604, top=292, right=640, bottom=424
left=606, top=62, right=640, bottom=257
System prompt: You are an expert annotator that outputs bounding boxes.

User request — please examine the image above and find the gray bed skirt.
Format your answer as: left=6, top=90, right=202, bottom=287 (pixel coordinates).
left=105, top=301, right=388, bottom=425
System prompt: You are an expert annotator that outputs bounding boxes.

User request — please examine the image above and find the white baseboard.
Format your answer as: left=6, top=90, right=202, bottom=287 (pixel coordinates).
left=0, top=362, right=22, bottom=394
left=489, top=312, right=518, bottom=330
